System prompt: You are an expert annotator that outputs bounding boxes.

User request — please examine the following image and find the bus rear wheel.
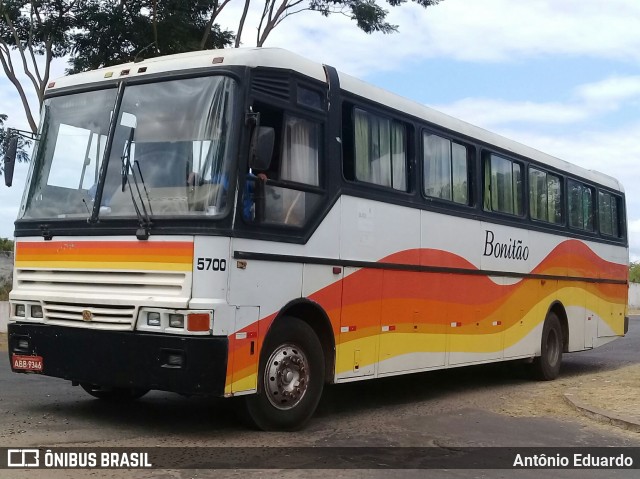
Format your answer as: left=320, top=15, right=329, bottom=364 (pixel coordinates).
left=242, top=317, right=325, bottom=431
left=81, top=383, right=149, bottom=401
left=531, top=311, right=563, bottom=381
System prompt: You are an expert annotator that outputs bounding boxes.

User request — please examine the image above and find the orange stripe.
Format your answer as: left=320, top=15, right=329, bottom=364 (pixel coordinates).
left=16, top=241, right=193, bottom=265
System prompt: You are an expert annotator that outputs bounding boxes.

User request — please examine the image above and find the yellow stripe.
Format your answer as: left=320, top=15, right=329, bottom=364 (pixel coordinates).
left=230, top=373, right=258, bottom=393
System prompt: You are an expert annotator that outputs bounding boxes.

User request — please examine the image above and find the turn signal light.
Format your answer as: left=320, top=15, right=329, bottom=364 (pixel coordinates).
left=187, top=313, right=210, bottom=332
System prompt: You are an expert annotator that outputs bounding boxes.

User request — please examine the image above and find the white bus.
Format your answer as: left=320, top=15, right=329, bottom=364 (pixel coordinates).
left=6, top=48, right=628, bottom=430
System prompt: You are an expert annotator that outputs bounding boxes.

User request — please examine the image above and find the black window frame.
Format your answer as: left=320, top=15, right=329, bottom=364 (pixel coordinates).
left=421, top=130, right=471, bottom=206
left=482, top=151, right=525, bottom=218
left=528, top=166, right=564, bottom=226
left=343, top=104, right=412, bottom=194
left=567, top=179, right=596, bottom=233
left=598, top=189, right=623, bottom=238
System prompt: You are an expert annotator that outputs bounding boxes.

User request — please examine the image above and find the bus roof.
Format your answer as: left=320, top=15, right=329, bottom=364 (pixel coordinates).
left=48, top=47, right=623, bottom=192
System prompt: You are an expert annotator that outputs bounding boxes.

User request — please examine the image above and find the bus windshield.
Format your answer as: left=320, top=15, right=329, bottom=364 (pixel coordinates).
left=21, top=76, right=238, bottom=220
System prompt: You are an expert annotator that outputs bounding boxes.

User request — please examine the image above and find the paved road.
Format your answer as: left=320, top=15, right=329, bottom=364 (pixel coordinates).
left=0, top=318, right=639, bottom=478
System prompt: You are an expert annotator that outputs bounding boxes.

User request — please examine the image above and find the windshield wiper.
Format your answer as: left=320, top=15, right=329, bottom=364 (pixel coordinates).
left=121, top=128, right=153, bottom=240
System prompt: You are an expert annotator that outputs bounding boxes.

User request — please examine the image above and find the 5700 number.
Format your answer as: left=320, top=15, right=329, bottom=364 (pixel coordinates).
left=196, top=257, right=227, bottom=271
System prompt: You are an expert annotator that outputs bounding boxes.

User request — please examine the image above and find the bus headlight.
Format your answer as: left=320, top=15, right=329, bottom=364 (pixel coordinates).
left=31, top=305, right=44, bottom=318
left=147, top=311, right=161, bottom=327
left=169, top=314, right=184, bottom=329
left=15, top=304, right=26, bottom=317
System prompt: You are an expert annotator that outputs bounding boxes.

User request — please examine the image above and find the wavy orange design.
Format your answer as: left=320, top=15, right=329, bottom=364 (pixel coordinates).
left=226, top=240, right=627, bottom=393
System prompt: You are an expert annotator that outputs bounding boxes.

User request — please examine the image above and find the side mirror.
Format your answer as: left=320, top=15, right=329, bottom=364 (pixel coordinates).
left=249, top=127, right=274, bottom=172
left=4, top=135, right=18, bottom=187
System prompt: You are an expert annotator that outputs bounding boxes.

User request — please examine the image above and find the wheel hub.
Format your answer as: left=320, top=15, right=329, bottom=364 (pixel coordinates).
left=264, top=344, right=310, bottom=410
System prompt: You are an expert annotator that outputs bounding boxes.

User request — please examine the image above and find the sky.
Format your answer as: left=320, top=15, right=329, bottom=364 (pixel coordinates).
left=1, top=0, right=639, bottom=259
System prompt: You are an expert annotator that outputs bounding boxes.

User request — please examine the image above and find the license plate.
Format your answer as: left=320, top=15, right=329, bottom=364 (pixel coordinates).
left=12, top=354, right=43, bottom=372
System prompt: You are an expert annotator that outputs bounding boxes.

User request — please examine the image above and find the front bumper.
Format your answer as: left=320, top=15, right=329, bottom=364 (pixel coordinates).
left=8, top=323, right=228, bottom=396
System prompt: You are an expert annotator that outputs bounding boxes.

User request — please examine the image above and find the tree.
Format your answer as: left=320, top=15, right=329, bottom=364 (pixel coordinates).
left=2, top=0, right=443, bottom=132
left=0, top=0, right=78, bottom=133
left=0, top=113, right=31, bottom=175
left=0, top=236, right=13, bottom=251
left=68, top=1, right=235, bottom=74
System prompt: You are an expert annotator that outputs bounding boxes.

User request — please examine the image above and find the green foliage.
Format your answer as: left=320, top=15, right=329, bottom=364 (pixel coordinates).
left=0, top=236, right=12, bottom=300
left=0, top=237, right=13, bottom=252
left=630, top=262, right=640, bottom=283
left=0, top=114, right=31, bottom=175
left=68, top=1, right=235, bottom=73
left=0, top=0, right=76, bottom=57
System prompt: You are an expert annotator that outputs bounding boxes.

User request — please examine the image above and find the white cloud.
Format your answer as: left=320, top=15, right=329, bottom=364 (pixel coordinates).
left=214, top=0, right=640, bottom=75
left=433, top=73, right=640, bottom=130
left=575, top=76, right=640, bottom=105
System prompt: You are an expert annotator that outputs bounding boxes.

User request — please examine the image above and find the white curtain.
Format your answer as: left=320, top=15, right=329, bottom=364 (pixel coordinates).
left=424, top=134, right=451, bottom=200
left=279, top=116, right=319, bottom=224
left=281, top=116, right=319, bottom=185
left=354, top=109, right=406, bottom=190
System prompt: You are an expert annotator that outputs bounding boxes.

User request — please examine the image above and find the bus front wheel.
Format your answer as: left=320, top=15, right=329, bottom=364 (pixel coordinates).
left=243, top=317, right=325, bottom=431
left=531, top=312, right=563, bottom=381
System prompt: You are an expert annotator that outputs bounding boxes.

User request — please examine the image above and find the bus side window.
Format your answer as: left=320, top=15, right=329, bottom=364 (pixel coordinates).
left=568, top=180, right=594, bottom=232
left=483, top=153, right=523, bottom=216
left=423, top=132, right=469, bottom=204
left=598, top=190, right=622, bottom=238
left=529, top=167, right=562, bottom=224
left=352, top=108, right=407, bottom=191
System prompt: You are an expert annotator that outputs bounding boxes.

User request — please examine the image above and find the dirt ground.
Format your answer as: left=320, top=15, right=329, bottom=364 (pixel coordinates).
left=498, top=310, right=640, bottom=424
left=492, top=362, right=640, bottom=424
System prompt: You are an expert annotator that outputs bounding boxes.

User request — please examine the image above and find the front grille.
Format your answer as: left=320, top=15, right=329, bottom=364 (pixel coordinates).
left=43, top=302, right=135, bottom=330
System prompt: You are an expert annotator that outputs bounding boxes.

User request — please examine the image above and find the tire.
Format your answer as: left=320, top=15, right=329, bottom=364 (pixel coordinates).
left=531, top=312, right=563, bottom=381
left=242, top=317, right=325, bottom=431
left=81, top=384, right=149, bottom=401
